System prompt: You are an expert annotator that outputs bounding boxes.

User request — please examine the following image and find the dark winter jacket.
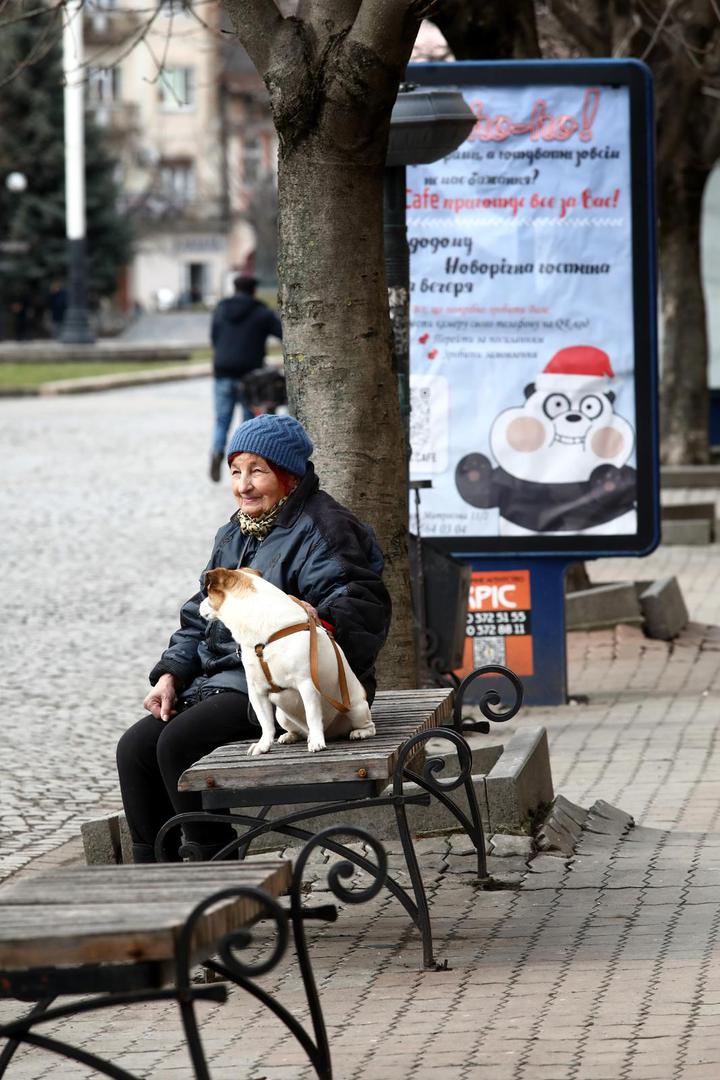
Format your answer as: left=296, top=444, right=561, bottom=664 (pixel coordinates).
left=210, top=294, right=282, bottom=378
left=149, top=465, right=392, bottom=704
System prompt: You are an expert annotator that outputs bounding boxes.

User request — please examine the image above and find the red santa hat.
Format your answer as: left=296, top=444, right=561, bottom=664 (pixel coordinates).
left=536, top=345, right=614, bottom=391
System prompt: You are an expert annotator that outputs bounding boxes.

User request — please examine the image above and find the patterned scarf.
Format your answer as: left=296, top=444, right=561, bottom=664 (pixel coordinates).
left=236, top=496, right=289, bottom=540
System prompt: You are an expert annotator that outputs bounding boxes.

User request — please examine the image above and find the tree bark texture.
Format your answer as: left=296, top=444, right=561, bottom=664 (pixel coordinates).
left=658, top=167, right=711, bottom=465
left=225, top=1, right=422, bottom=687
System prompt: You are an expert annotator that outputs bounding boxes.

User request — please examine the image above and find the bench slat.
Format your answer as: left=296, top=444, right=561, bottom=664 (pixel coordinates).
left=0, top=862, right=291, bottom=970
left=180, top=689, right=454, bottom=791
left=2, top=862, right=285, bottom=895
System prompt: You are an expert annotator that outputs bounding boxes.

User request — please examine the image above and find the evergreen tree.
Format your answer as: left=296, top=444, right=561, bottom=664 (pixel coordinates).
left=0, top=2, right=131, bottom=321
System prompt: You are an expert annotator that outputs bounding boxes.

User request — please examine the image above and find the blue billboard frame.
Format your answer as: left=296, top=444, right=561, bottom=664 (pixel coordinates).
left=407, top=59, right=660, bottom=561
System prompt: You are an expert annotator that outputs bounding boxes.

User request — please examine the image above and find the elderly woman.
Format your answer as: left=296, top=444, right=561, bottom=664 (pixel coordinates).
left=116, top=414, right=392, bottom=863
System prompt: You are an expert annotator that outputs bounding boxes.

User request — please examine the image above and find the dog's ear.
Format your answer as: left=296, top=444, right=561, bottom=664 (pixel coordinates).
left=243, top=567, right=263, bottom=578
left=204, top=567, right=234, bottom=594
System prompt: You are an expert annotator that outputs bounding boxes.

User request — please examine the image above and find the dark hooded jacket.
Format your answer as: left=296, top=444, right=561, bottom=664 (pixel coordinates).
left=149, top=465, right=391, bottom=704
left=210, top=293, right=282, bottom=379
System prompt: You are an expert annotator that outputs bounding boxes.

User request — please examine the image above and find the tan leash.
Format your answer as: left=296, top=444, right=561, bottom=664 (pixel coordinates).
left=253, top=596, right=351, bottom=714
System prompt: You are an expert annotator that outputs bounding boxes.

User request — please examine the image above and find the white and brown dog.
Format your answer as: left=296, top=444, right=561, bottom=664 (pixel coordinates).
left=199, top=568, right=376, bottom=755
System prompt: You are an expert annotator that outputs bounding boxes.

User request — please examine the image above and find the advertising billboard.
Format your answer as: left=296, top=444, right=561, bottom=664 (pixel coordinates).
left=407, top=61, right=659, bottom=558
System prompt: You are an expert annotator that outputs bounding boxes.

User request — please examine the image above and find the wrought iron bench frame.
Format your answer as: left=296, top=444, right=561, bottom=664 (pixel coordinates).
left=156, top=666, right=523, bottom=971
left=0, top=827, right=386, bottom=1080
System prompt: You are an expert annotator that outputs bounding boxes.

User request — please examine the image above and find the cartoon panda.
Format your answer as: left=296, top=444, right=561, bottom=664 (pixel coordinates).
left=455, top=345, right=637, bottom=535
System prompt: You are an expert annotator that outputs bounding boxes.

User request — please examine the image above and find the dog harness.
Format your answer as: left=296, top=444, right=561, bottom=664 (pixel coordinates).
left=252, top=597, right=351, bottom=714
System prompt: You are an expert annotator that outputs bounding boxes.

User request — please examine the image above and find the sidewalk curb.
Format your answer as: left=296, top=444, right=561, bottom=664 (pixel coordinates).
left=81, top=726, right=554, bottom=864
left=0, top=362, right=211, bottom=398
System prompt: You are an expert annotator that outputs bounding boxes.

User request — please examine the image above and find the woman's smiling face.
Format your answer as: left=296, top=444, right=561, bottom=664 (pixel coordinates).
left=229, top=453, right=287, bottom=517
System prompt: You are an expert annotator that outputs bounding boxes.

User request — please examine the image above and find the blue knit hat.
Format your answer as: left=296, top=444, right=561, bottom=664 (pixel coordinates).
left=226, top=414, right=314, bottom=476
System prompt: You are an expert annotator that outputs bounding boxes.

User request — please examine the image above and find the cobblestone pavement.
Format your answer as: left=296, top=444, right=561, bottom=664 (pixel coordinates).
left=3, top=386, right=720, bottom=1078
left=118, top=311, right=212, bottom=347
left=1, top=381, right=229, bottom=881
left=3, top=817, right=720, bottom=1080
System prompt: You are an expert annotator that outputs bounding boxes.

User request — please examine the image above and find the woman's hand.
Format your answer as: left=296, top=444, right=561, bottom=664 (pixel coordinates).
left=144, top=673, right=178, bottom=722
left=297, top=600, right=319, bottom=623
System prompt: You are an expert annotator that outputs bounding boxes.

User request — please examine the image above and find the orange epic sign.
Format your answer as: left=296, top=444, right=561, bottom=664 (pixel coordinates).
left=457, top=569, right=533, bottom=678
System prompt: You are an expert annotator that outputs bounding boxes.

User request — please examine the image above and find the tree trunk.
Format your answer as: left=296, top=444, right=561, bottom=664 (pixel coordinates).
left=224, top=4, right=445, bottom=689
left=565, top=562, right=592, bottom=593
left=279, top=146, right=416, bottom=686
left=658, top=166, right=711, bottom=465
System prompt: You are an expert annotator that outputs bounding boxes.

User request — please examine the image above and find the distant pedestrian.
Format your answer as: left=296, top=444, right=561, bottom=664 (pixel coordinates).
left=47, top=279, right=68, bottom=337
left=209, top=274, right=282, bottom=482
left=10, top=293, right=32, bottom=341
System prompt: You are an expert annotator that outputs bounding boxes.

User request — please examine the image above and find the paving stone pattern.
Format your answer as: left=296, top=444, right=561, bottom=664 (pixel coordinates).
left=4, top=823, right=720, bottom=1080
left=4, top=387, right=720, bottom=1077
left=0, top=382, right=229, bottom=881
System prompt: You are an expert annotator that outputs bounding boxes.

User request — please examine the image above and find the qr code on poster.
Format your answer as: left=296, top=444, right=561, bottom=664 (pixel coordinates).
left=409, top=374, right=448, bottom=473
left=410, top=384, right=432, bottom=448
left=473, top=637, right=506, bottom=668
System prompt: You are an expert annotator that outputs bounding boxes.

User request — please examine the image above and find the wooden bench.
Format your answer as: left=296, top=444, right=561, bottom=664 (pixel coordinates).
left=0, top=829, right=387, bottom=1080
left=157, top=674, right=523, bottom=970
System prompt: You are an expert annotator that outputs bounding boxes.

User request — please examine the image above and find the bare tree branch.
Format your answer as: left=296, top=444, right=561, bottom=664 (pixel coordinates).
left=547, top=0, right=604, bottom=55
left=222, top=0, right=284, bottom=75
left=85, top=4, right=165, bottom=76
left=0, top=2, right=62, bottom=89
left=611, top=10, right=643, bottom=57
left=431, top=1, right=541, bottom=61
left=0, top=0, right=63, bottom=32
left=639, top=0, right=680, bottom=59
left=704, top=88, right=720, bottom=158
left=350, top=0, right=422, bottom=66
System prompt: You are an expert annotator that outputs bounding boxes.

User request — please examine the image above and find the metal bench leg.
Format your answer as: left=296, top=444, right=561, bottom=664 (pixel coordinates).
left=392, top=796, right=435, bottom=968
left=0, top=986, right=224, bottom=1080
left=157, top=803, right=428, bottom=932
left=396, top=727, right=492, bottom=883
left=0, top=998, right=53, bottom=1078
left=175, top=828, right=387, bottom=1080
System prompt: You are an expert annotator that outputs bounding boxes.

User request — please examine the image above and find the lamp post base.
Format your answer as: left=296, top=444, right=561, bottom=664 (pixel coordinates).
left=60, top=307, right=95, bottom=345
left=60, top=237, right=95, bottom=345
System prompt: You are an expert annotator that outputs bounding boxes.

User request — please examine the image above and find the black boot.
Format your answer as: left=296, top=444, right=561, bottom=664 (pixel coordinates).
left=132, top=842, right=157, bottom=864
left=180, top=838, right=237, bottom=862
left=210, top=452, right=223, bottom=482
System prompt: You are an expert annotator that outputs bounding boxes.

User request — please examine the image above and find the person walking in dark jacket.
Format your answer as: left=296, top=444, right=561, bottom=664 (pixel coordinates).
left=209, top=273, right=282, bottom=481
left=116, top=413, right=392, bottom=863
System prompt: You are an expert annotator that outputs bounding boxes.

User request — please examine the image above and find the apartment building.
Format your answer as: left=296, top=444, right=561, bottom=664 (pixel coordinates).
left=84, top=0, right=277, bottom=311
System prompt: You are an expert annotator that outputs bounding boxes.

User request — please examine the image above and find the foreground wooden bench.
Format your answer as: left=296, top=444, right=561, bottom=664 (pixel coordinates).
left=0, top=829, right=387, bottom=1080
left=157, top=674, right=523, bottom=970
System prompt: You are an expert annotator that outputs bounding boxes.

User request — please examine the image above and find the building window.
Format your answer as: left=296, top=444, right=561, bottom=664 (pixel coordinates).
left=159, top=0, right=190, bottom=15
left=160, top=160, right=196, bottom=203
left=184, top=262, right=207, bottom=304
left=243, top=136, right=262, bottom=184
left=159, top=67, right=195, bottom=110
left=87, top=66, right=122, bottom=105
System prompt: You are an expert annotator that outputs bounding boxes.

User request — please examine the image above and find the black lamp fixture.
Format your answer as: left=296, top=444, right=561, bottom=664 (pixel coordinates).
left=386, top=85, right=478, bottom=167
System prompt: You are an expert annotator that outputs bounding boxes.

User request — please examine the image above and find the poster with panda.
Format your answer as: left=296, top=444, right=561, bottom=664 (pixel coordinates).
left=407, top=62, right=658, bottom=555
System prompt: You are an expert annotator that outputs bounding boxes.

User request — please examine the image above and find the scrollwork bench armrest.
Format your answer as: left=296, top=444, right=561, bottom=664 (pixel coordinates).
left=449, top=664, right=524, bottom=735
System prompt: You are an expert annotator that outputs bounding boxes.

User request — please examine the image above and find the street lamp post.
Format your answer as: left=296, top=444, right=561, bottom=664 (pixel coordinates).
left=61, top=0, right=95, bottom=344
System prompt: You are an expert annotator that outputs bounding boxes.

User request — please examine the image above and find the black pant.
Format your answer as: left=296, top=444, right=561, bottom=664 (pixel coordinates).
left=116, top=691, right=255, bottom=863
